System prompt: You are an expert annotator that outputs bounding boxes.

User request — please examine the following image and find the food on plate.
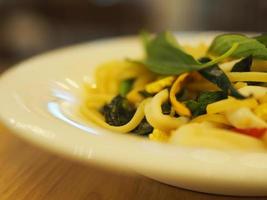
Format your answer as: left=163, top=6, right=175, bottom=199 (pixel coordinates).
left=81, top=31, right=267, bottom=151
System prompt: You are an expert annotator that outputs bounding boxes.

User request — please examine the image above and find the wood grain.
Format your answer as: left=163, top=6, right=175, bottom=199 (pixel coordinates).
left=0, top=125, right=266, bottom=200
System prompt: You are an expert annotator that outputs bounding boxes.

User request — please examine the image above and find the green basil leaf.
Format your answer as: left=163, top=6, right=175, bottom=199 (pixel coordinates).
left=254, top=34, right=267, bottom=47
left=231, top=56, right=252, bottom=72
left=142, top=32, right=200, bottom=75
left=140, top=31, right=150, bottom=52
left=199, top=57, right=245, bottom=99
left=135, top=31, right=239, bottom=75
left=208, top=34, right=267, bottom=60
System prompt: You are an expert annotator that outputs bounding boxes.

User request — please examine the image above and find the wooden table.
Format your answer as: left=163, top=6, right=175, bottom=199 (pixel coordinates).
left=0, top=125, right=266, bottom=200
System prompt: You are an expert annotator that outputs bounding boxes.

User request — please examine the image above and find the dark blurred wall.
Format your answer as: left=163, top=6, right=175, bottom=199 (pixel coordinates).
left=0, top=0, right=266, bottom=70
left=200, top=0, right=267, bottom=31
left=0, top=0, right=149, bottom=68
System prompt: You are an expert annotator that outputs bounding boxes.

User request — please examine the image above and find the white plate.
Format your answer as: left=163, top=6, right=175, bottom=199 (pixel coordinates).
left=0, top=32, right=267, bottom=196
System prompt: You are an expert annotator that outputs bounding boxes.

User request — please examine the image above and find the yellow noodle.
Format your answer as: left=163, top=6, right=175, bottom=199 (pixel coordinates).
left=134, top=74, right=155, bottom=89
left=127, top=74, right=156, bottom=104
left=234, top=82, right=248, bottom=89
left=170, top=73, right=191, bottom=116
left=183, top=43, right=208, bottom=59
left=192, top=114, right=230, bottom=125
left=251, top=60, right=267, bottom=72
left=238, top=86, right=267, bottom=99
left=259, top=94, right=267, bottom=104
left=83, top=83, right=98, bottom=94
left=255, top=103, right=267, bottom=121
left=85, top=93, right=114, bottom=102
left=149, top=129, right=169, bottom=142
left=186, top=81, right=218, bottom=91
left=207, top=98, right=258, bottom=114
left=107, top=68, right=123, bottom=94
left=227, top=72, right=267, bottom=82
left=145, top=76, right=175, bottom=93
left=126, top=88, right=144, bottom=104
left=85, top=102, right=104, bottom=109
left=219, top=59, right=241, bottom=72
left=226, top=107, right=267, bottom=129
left=84, top=93, right=114, bottom=109
left=144, top=89, right=188, bottom=131
left=95, top=64, right=109, bottom=93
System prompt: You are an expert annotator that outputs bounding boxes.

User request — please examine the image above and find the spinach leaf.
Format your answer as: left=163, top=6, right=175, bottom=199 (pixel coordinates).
left=231, top=56, right=252, bottom=72
left=101, top=95, right=136, bottom=126
left=184, top=100, right=200, bottom=116
left=208, top=34, right=267, bottom=60
left=131, top=118, right=153, bottom=136
left=161, top=101, right=172, bottom=115
left=134, top=31, right=239, bottom=75
left=175, top=88, right=188, bottom=101
left=185, top=91, right=227, bottom=116
left=197, top=91, right=227, bottom=114
left=199, top=57, right=245, bottom=99
left=119, top=78, right=135, bottom=97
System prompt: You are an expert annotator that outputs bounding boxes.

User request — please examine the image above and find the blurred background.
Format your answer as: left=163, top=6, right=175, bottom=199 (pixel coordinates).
left=0, top=0, right=266, bottom=71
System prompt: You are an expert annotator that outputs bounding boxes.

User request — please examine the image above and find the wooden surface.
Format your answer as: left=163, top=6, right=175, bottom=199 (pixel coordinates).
left=0, top=126, right=266, bottom=200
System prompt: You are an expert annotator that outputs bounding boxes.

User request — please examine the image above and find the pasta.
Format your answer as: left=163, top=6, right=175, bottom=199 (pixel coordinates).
left=81, top=31, right=267, bottom=151
left=144, top=90, right=188, bottom=131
